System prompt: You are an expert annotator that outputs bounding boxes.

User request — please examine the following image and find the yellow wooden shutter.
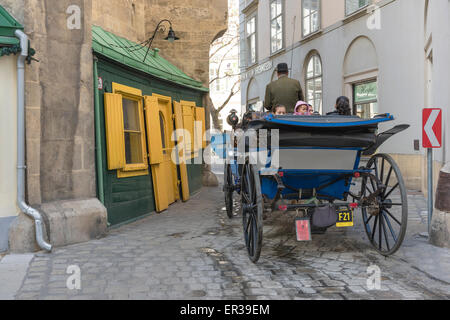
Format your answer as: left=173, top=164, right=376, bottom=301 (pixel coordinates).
left=195, top=107, right=206, bottom=149
left=104, top=93, right=125, bottom=170
left=174, top=101, right=190, bottom=201
left=182, top=103, right=195, bottom=158
left=144, top=96, right=164, bottom=164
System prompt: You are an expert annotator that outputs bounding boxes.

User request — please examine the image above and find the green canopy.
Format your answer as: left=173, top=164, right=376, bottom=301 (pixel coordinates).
left=0, top=5, right=23, bottom=46
left=92, top=25, right=208, bottom=92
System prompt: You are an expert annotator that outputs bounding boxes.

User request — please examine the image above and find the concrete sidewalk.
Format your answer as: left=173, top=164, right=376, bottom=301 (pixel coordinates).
left=0, top=254, right=34, bottom=299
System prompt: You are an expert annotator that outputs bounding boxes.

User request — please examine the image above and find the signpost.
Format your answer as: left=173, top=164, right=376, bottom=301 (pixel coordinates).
left=422, top=108, right=442, bottom=234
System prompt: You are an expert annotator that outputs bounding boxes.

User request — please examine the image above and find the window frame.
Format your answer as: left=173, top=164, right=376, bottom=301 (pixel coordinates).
left=304, top=53, right=323, bottom=114
left=245, top=13, right=258, bottom=67
left=302, top=0, right=321, bottom=38
left=345, top=0, right=370, bottom=16
left=352, top=79, right=378, bottom=118
left=270, top=0, right=285, bottom=55
left=112, top=82, right=149, bottom=178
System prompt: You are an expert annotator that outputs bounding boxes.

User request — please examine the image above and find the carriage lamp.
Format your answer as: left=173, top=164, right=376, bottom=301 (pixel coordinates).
left=353, top=172, right=361, bottom=178
left=143, top=19, right=180, bottom=61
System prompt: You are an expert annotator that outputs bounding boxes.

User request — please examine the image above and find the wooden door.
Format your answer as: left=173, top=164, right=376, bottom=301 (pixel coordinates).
left=144, top=94, right=179, bottom=212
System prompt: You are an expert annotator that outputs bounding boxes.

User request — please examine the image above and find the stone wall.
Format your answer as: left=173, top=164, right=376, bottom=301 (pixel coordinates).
left=0, top=0, right=24, bottom=24
left=92, top=0, right=146, bottom=43
left=24, top=0, right=96, bottom=204
left=145, top=0, right=228, bottom=86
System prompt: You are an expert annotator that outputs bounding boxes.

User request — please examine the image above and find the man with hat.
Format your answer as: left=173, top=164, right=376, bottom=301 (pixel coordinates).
left=264, top=63, right=305, bottom=113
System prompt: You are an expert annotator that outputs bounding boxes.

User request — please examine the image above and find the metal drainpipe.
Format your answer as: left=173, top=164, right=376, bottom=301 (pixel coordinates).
left=93, top=56, right=105, bottom=204
left=15, top=29, right=52, bottom=252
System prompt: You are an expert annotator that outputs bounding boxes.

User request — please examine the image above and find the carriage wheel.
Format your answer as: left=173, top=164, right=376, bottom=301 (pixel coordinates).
left=361, top=154, right=408, bottom=256
left=224, top=164, right=234, bottom=219
left=241, top=161, right=263, bottom=263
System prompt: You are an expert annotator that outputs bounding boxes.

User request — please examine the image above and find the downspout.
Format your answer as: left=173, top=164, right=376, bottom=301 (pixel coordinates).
left=15, top=29, right=52, bottom=252
left=93, top=55, right=105, bottom=204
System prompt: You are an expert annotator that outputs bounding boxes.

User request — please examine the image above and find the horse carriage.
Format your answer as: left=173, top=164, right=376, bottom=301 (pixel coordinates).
left=223, top=111, right=410, bottom=263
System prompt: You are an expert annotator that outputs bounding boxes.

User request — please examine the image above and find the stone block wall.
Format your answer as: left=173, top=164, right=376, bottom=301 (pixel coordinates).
left=24, top=0, right=96, bottom=204
left=145, top=0, right=228, bottom=86
left=92, top=0, right=146, bottom=43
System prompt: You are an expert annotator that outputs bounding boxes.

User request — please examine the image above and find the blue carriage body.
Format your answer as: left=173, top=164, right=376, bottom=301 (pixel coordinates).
left=226, top=113, right=401, bottom=202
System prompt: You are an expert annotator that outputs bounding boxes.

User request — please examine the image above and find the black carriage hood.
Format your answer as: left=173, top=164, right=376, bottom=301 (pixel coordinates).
left=246, top=114, right=405, bottom=150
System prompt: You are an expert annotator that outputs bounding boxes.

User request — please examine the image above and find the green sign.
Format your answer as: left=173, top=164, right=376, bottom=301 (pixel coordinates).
left=354, top=82, right=377, bottom=104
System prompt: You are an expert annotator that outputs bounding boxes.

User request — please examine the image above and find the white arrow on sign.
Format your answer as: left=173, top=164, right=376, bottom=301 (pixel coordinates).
left=424, top=109, right=441, bottom=147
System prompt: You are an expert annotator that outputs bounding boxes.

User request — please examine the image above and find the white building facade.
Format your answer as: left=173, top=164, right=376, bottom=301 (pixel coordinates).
left=239, top=0, right=449, bottom=194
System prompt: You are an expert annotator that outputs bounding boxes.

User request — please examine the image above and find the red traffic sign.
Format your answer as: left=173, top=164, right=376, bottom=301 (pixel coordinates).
left=422, top=108, right=442, bottom=148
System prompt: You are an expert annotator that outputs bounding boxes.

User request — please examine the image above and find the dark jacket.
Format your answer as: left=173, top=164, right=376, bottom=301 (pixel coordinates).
left=263, top=75, right=305, bottom=113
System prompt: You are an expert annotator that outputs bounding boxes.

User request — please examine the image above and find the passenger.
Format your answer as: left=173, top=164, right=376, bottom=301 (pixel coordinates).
left=294, top=101, right=313, bottom=116
left=273, top=104, right=287, bottom=115
left=327, top=96, right=352, bottom=116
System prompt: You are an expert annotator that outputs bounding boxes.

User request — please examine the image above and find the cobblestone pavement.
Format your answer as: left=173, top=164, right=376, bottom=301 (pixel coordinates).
left=13, top=178, right=450, bottom=300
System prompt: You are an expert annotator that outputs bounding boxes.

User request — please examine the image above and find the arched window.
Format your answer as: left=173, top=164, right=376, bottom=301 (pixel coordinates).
left=304, top=53, right=323, bottom=113
left=247, top=77, right=261, bottom=112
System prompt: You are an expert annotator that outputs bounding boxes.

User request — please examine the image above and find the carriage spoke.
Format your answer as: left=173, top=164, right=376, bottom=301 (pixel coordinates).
left=380, top=158, right=385, bottom=184
left=384, top=166, right=393, bottom=190
left=371, top=215, right=379, bottom=242
left=242, top=192, right=251, bottom=205
left=369, top=176, right=377, bottom=194
left=381, top=214, right=390, bottom=251
left=364, top=214, right=374, bottom=225
left=379, top=213, right=382, bottom=250
left=383, top=182, right=399, bottom=200
left=382, top=211, right=398, bottom=243
left=374, top=158, right=379, bottom=180
left=383, top=208, right=402, bottom=226
left=245, top=214, right=252, bottom=233
left=248, top=218, right=254, bottom=254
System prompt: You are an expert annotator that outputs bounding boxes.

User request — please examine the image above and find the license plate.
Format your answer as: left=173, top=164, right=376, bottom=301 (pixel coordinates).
left=336, top=207, right=354, bottom=228
left=295, top=218, right=312, bottom=241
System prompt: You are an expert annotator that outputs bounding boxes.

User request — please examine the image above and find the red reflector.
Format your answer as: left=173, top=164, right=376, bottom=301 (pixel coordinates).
left=350, top=203, right=358, bottom=209
left=279, top=205, right=288, bottom=211
left=296, top=219, right=312, bottom=241
left=278, top=172, right=284, bottom=177
left=354, top=172, right=361, bottom=178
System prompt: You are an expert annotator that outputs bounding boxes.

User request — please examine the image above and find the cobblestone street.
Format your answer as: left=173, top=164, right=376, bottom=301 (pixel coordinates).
left=7, top=177, right=450, bottom=300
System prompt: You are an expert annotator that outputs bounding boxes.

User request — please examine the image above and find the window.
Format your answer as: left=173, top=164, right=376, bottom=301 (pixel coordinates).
left=305, top=54, right=323, bottom=113
left=246, top=16, right=257, bottom=66
left=346, top=0, right=369, bottom=16
left=270, top=0, right=284, bottom=53
left=123, top=98, right=144, bottom=165
left=302, top=0, right=320, bottom=37
left=353, top=81, right=378, bottom=119
left=103, top=83, right=149, bottom=178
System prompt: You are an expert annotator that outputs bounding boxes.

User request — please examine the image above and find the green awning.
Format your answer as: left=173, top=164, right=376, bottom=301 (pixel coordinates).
left=0, top=5, right=23, bottom=46
left=92, top=26, right=208, bottom=93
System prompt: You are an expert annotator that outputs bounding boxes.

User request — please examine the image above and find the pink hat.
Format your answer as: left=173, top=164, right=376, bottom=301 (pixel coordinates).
left=294, top=101, right=312, bottom=115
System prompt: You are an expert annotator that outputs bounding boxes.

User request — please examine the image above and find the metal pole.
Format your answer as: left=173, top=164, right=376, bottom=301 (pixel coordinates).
left=427, top=148, right=433, bottom=234
left=93, top=56, right=105, bottom=204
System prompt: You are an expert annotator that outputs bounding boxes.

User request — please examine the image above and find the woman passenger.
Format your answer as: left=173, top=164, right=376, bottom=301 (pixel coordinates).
left=327, top=96, right=352, bottom=116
